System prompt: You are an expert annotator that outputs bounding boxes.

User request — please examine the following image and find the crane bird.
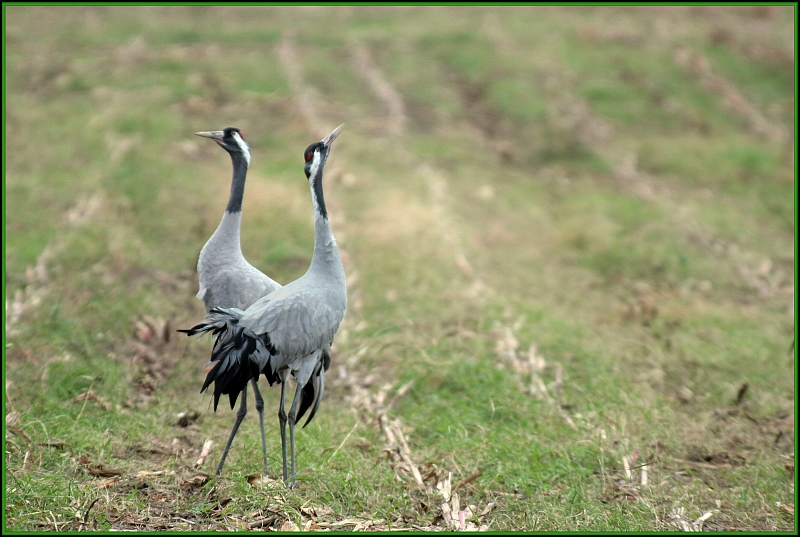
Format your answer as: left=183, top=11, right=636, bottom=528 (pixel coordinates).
left=192, top=127, right=281, bottom=476
left=181, top=125, right=346, bottom=487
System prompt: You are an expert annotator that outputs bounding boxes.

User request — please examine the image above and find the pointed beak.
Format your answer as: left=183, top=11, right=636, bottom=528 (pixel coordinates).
left=195, top=131, right=225, bottom=140
left=322, top=124, right=345, bottom=148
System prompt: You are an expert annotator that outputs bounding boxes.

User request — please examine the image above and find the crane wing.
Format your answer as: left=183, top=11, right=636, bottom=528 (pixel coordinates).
left=199, top=262, right=281, bottom=312
left=239, top=284, right=345, bottom=361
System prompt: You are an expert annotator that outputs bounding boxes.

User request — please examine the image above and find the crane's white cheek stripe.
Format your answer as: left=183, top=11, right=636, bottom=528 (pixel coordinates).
left=307, top=151, right=322, bottom=182
left=232, top=132, right=251, bottom=166
left=308, top=151, right=324, bottom=214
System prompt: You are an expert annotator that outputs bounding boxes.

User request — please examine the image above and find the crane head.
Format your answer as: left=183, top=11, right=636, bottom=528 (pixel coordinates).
left=303, top=124, right=344, bottom=180
left=196, top=127, right=250, bottom=165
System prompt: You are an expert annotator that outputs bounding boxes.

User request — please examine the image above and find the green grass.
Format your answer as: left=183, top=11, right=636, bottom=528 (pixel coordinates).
left=5, top=5, right=795, bottom=532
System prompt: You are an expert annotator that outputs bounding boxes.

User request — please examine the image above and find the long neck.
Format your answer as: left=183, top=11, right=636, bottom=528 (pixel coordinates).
left=225, top=153, right=249, bottom=214
left=207, top=211, right=243, bottom=258
left=308, top=170, right=343, bottom=276
left=310, top=168, right=327, bottom=219
left=203, top=153, right=247, bottom=260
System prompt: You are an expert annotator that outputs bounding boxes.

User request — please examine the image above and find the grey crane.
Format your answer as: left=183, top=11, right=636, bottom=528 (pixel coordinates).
left=193, top=127, right=280, bottom=476
left=181, top=124, right=346, bottom=487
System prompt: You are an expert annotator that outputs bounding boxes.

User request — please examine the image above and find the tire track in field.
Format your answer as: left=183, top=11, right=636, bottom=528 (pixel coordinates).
left=481, top=12, right=794, bottom=310
left=482, top=13, right=658, bottom=201
left=672, top=46, right=789, bottom=144
left=349, top=38, right=490, bottom=299
left=349, top=36, right=585, bottom=513
left=349, top=39, right=407, bottom=137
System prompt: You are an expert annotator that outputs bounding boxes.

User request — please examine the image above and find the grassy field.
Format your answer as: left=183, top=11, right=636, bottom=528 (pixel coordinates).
left=4, top=5, right=795, bottom=532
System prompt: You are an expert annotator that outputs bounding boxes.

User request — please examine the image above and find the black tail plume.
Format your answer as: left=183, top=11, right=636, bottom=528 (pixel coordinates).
left=298, top=346, right=331, bottom=427
left=178, top=307, right=243, bottom=338
left=180, top=307, right=273, bottom=411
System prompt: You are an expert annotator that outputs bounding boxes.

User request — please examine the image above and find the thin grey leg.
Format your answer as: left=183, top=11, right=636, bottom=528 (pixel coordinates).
left=286, top=382, right=303, bottom=489
left=278, top=378, right=289, bottom=483
left=250, top=378, right=268, bottom=474
left=216, top=384, right=248, bottom=475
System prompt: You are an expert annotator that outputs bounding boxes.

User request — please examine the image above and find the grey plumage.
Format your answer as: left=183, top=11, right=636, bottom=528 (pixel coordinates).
left=182, top=124, right=346, bottom=487
left=197, top=212, right=281, bottom=311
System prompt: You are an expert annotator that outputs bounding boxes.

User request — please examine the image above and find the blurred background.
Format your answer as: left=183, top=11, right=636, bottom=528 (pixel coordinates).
left=5, top=5, right=795, bottom=531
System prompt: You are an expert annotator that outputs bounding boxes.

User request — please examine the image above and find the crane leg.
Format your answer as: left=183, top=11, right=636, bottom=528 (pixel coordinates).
left=278, top=377, right=289, bottom=483
left=286, top=381, right=304, bottom=489
left=216, top=384, right=248, bottom=475
left=250, top=378, right=269, bottom=474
